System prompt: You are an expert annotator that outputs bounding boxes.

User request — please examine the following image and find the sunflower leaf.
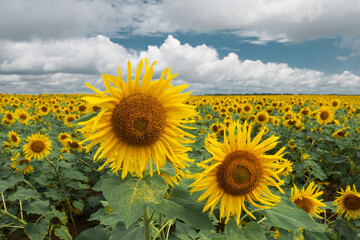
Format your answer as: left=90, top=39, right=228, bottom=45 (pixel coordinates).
left=225, top=220, right=266, bottom=240
left=263, top=198, right=326, bottom=232
left=102, top=174, right=167, bottom=228
left=156, top=191, right=213, bottom=229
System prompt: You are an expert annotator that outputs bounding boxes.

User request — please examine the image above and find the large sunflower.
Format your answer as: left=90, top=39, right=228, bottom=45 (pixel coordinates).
left=78, top=58, right=196, bottom=179
left=291, top=182, right=326, bottom=219
left=23, top=133, right=52, bottom=160
left=333, top=185, right=360, bottom=220
left=190, top=121, right=289, bottom=225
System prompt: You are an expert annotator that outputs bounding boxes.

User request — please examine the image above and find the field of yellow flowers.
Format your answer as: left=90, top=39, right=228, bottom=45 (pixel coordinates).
left=1, top=60, right=360, bottom=240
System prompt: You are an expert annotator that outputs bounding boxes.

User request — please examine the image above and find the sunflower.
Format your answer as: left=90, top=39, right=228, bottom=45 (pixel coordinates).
left=66, top=139, right=83, bottom=153
left=2, top=110, right=16, bottom=125
left=64, top=114, right=78, bottom=127
left=78, top=58, right=196, bottom=179
left=57, top=132, right=72, bottom=144
left=331, top=127, right=350, bottom=139
left=242, top=103, right=253, bottom=114
left=37, top=104, right=50, bottom=115
left=333, top=185, right=360, bottom=220
left=316, top=107, right=334, bottom=125
left=291, top=182, right=326, bottom=219
left=77, top=104, right=88, bottom=115
left=331, top=98, right=341, bottom=109
left=15, top=109, right=32, bottom=125
left=8, top=130, right=21, bottom=146
left=254, top=111, right=269, bottom=125
left=11, top=153, right=34, bottom=175
left=23, top=133, right=52, bottom=160
left=190, top=121, right=289, bottom=225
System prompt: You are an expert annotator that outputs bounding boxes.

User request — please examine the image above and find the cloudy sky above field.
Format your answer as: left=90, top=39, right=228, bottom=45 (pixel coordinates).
left=1, top=0, right=360, bottom=95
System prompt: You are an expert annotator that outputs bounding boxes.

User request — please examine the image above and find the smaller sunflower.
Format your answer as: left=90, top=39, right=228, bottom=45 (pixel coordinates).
left=316, top=107, right=334, bottom=125
left=11, top=153, right=34, bottom=175
left=66, top=139, right=83, bottom=153
left=291, top=182, right=326, bottom=219
left=255, top=111, right=270, bottom=125
left=333, top=185, right=360, bottom=220
left=58, top=132, right=72, bottom=144
left=8, top=130, right=21, bottom=146
left=23, top=133, right=52, bottom=160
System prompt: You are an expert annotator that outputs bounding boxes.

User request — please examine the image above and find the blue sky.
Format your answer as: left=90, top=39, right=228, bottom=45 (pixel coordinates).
left=1, top=0, right=360, bottom=95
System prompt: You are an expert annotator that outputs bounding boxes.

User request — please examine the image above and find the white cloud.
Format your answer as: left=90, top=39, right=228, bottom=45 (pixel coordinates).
left=1, top=35, right=360, bottom=94
left=2, top=0, right=360, bottom=44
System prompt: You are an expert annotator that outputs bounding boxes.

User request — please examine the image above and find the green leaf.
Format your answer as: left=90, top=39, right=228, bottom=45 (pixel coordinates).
left=109, top=222, right=144, bottom=240
left=8, top=186, right=40, bottom=201
left=278, top=228, right=295, bottom=240
left=156, top=186, right=213, bottom=229
left=22, top=200, right=50, bottom=216
left=334, top=218, right=357, bottom=240
left=72, top=199, right=84, bottom=212
left=72, top=111, right=100, bottom=125
left=307, top=159, right=326, bottom=181
left=24, top=219, right=49, bottom=240
left=77, top=227, right=109, bottom=240
left=225, top=220, right=266, bottom=240
left=263, top=198, right=326, bottom=232
left=0, top=175, right=24, bottom=192
left=54, top=226, right=72, bottom=240
left=303, top=230, right=328, bottom=240
left=49, top=207, right=67, bottom=225
left=102, top=174, right=167, bottom=227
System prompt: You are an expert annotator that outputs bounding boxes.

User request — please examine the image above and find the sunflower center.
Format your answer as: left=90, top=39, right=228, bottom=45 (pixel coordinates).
left=343, top=194, right=360, bottom=210
left=11, top=135, right=18, bottom=142
left=216, top=150, right=262, bottom=196
left=19, top=114, right=27, bottom=120
left=332, top=102, right=338, bottom=107
left=294, top=197, right=311, bottom=213
left=320, top=111, right=329, bottom=120
left=257, top=114, right=266, bottom=122
left=68, top=141, right=79, bottom=148
left=79, top=105, right=86, bottom=111
left=67, top=116, right=75, bottom=122
left=6, top=113, right=13, bottom=120
left=31, top=140, right=45, bottom=153
left=112, top=94, right=166, bottom=146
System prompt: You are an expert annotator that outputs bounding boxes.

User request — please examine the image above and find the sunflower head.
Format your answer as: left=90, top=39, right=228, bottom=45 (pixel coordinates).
left=333, top=185, right=360, bottom=220
left=78, top=58, right=196, bottom=179
left=191, top=121, right=288, bottom=225
left=291, top=182, right=326, bottom=219
left=23, top=133, right=52, bottom=160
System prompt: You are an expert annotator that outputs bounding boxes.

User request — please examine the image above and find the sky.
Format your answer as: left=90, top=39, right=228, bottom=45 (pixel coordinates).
left=1, top=0, right=360, bottom=95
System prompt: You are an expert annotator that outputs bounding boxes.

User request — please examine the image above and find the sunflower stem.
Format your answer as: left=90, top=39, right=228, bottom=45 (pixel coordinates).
left=144, top=207, right=152, bottom=240
left=0, top=209, right=27, bottom=226
left=239, top=209, right=264, bottom=224
left=158, top=213, right=166, bottom=240
left=43, top=158, right=77, bottom=233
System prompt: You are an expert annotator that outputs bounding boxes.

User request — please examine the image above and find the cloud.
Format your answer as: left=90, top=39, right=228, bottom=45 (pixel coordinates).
left=1, top=35, right=359, bottom=94
left=2, top=0, right=360, bottom=44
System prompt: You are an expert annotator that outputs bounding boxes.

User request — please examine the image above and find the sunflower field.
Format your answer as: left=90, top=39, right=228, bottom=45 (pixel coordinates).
left=1, top=59, right=360, bottom=240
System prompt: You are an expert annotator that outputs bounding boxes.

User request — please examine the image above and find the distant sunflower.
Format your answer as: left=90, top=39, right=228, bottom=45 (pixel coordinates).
left=190, top=121, right=289, bottom=225
left=3, top=110, right=16, bottom=125
left=316, top=107, right=334, bottom=125
left=255, top=111, right=269, bottom=125
left=67, top=139, right=83, bottom=153
left=291, top=182, right=326, bottom=219
left=8, top=130, right=21, bottom=146
left=58, top=132, right=72, bottom=144
left=333, top=185, right=360, bottom=220
left=23, top=133, right=52, bottom=160
left=78, top=58, right=196, bottom=178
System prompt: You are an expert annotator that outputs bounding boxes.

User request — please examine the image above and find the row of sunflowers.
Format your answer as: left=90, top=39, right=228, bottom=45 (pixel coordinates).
left=1, top=58, right=360, bottom=239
